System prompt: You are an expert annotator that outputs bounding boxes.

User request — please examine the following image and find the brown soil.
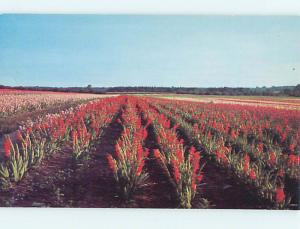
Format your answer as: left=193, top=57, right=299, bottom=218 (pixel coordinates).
left=63, top=112, right=124, bottom=207
left=197, top=160, right=268, bottom=209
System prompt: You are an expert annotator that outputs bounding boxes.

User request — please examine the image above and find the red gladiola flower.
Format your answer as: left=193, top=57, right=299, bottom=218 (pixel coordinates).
left=153, top=149, right=161, bottom=159
left=192, top=181, right=197, bottom=191
left=107, top=154, right=117, bottom=173
left=72, top=130, right=78, bottom=146
left=136, top=160, right=145, bottom=176
left=289, top=144, right=296, bottom=153
left=143, top=129, right=148, bottom=140
left=288, top=154, right=299, bottom=167
left=3, top=137, right=12, bottom=158
left=243, top=154, right=250, bottom=172
left=197, top=174, right=204, bottom=182
left=172, top=159, right=181, bottom=183
left=249, top=170, right=257, bottom=180
left=276, top=187, right=285, bottom=204
left=269, top=151, right=277, bottom=165
left=137, top=145, right=144, bottom=161
left=115, top=143, right=122, bottom=160
left=176, top=149, right=184, bottom=164
left=16, top=130, right=23, bottom=142
left=3, top=137, right=11, bottom=157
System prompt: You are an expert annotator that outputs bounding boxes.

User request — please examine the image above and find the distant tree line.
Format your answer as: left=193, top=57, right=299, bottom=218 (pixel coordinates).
left=0, top=84, right=300, bottom=97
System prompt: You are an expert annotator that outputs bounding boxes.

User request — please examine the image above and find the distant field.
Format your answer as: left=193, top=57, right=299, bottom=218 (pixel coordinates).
left=0, top=89, right=118, bottom=138
left=145, top=93, right=300, bottom=110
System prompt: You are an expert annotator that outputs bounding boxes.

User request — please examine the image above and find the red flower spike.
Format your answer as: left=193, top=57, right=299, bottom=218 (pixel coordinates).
left=172, top=159, right=181, bottom=183
left=137, top=145, right=144, bottom=161
left=244, top=154, right=250, bottom=163
left=249, top=170, right=257, bottom=180
left=115, top=144, right=122, bottom=160
left=145, top=119, right=152, bottom=128
left=197, top=174, right=204, bottom=182
left=192, top=182, right=197, bottom=191
left=107, top=154, right=117, bottom=173
left=276, top=187, right=285, bottom=204
left=192, top=151, right=200, bottom=173
left=143, top=129, right=148, bottom=140
left=3, top=137, right=12, bottom=158
left=289, top=144, right=296, bottom=153
left=136, top=160, right=145, bottom=176
left=190, top=146, right=196, bottom=153
left=269, top=151, right=277, bottom=165
left=72, top=130, right=78, bottom=146
left=176, top=149, right=184, bottom=164
left=16, top=130, right=23, bottom=142
left=154, top=149, right=161, bottom=159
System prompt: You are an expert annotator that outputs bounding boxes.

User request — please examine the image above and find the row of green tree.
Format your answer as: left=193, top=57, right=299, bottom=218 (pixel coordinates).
left=1, top=84, right=300, bottom=97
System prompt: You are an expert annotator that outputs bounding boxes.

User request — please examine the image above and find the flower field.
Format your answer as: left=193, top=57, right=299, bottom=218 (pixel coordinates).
left=0, top=89, right=111, bottom=118
left=154, top=94, right=300, bottom=110
left=0, top=93, right=299, bottom=209
left=0, top=89, right=116, bottom=139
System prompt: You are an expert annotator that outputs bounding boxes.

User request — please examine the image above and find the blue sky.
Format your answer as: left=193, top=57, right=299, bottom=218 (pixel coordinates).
left=0, top=15, right=299, bottom=87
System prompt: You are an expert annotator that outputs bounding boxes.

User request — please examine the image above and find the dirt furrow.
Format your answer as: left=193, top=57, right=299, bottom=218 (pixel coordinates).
left=67, top=111, right=124, bottom=207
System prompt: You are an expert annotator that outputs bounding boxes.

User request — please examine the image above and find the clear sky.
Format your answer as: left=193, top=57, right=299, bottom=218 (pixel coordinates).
left=0, top=15, right=299, bottom=87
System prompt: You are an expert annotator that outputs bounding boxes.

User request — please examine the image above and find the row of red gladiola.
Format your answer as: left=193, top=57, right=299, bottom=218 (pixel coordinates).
left=0, top=97, right=122, bottom=188
left=158, top=99, right=300, bottom=181
left=107, top=97, right=150, bottom=200
left=138, top=99, right=205, bottom=208
left=158, top=98, right=299, bottom=152
left=146, top=98, right=296, bottom=209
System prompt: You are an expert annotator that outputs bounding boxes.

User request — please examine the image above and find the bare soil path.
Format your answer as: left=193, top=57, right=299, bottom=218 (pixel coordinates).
left=134, top=122, right=176, bottom=208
